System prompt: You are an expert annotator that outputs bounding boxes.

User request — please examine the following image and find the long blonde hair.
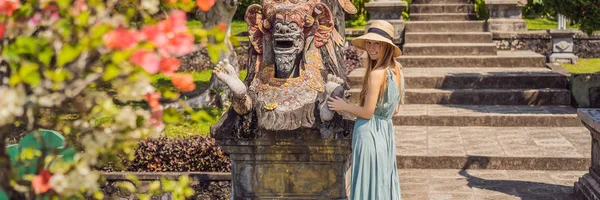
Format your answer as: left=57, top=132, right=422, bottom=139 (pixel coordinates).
left=359, top=42, right=402, bottom=106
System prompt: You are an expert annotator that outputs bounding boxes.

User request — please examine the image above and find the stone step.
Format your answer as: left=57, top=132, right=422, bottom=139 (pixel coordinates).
left=398, top=168, right=586, bottom=199
left=412, top=0, right=472, bottom=4
left=410, top=13, right=477, bottom=21
left=348, top=68, right=569, bottom=89
left=403, top=88, right=571, bottom=105
left=405, top=32, right=492, bottom=43
left=410, top=4, right=475, bottom=14
left=392, top=105, right=581, bottom=127
left=395, top=126, right=590, bottom=170
left=348, top=88, right=570, bottom=105
left=406, top=21, right=485, bottom=32
left=403, top=43, right=497, bottom=56
left=399, top=51, right=546, bottom=68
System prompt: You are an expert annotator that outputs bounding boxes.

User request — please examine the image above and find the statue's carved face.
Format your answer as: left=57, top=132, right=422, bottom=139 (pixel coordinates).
left=263, top=0, right=315, bottom=78
left=273, top=21, right=304, bottom=78
left=245, top=0, right=339, bottom=78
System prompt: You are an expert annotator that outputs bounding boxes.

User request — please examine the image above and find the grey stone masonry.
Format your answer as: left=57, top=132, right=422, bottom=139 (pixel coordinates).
left=549, top=29, right=579, bottom=64
left=574, top=109, right=600, bottom=200
left=485, top=0, right=528, bottom=32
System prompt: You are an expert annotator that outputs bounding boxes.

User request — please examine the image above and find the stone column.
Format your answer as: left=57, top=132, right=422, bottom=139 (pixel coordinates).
left=485, top=0, right=527, bottom=32
left=217, top=129, right=352, bottom=199
left=548, top=29, right=578, bottom=64
left=364, top=0, right=408, bottom=45
left=574, top=109, right=600, bottom=200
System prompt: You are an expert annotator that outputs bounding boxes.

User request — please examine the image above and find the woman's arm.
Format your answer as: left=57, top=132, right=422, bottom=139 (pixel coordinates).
left=328, top=69, right=385, bottom=120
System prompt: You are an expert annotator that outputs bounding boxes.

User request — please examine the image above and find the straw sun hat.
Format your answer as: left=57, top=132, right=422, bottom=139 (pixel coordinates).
left=351, top=20, right=402, bottom=57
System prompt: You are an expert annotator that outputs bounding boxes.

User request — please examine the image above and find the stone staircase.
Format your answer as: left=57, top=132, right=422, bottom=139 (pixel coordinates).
left=348, top=0, right=590, bottom=198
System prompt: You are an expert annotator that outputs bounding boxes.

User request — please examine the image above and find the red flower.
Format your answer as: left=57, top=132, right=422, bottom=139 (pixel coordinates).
left=171, top=73, right=195, bottom=92
left=31, top=169, right=52, bottom=194
left=159, top=57, right=181, bottom=76
left=130, top=50, right=160, bottom=74
left=218, top=22, right=228, bottom=32
left=0, top=0, right=19, bottom=16
left=103, top=27, right=140, bottom=50
left=196, top=0, right=215, bottom=12
left=0, top=23, right=5, bottom=38
left=144, top=92, right=161, bottom=111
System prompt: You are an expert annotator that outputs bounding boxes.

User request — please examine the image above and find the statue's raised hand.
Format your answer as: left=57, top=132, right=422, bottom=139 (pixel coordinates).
left=320, top=74, right=345, bottom=121
left=214, top=59, right=247, bottom=98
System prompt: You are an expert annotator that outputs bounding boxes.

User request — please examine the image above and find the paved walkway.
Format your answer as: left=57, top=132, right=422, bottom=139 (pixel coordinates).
left=398, top=169, right=586, bottom=200
left=395, top=126, right=589, bottom=158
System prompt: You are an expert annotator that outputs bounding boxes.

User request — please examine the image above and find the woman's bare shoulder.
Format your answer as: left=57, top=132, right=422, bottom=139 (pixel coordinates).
left=369, top=68, right=386, bottom=81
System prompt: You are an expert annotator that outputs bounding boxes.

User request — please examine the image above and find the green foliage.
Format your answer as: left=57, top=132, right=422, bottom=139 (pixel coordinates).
left=117, top=175, right=194, bottom=200
left=524, top=18, right=579, bottom=30
left=0, top=0, right=224, bottom=199
left=562, top=59, right=600, bottom=74
left=346, top=0, right=370, bottom=27
left=523, top=0, right=554, bottom=18
left=543, top=0, right=600, bottom=35
left=151, top=70, right=213, bottom=93
left=234, top=0, right=261, bottom=20
left=231, top=20, right=248, bottom=38
left=403, top=0, right=412, bottom=21
left=474, top=0, right=489, bottom=20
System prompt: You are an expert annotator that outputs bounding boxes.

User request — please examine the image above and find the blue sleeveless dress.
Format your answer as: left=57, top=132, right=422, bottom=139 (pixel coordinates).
left=350, top=68, right=403, bottom=200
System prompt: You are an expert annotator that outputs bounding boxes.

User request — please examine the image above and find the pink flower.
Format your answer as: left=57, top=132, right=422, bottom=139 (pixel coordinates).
left=150, top=110, right=163, bottom=126
left=32, top=169, right=52, bottom=194
left=142, top=25, right=168, bottom=47
left=0, top=0, right=19, bottom=16
left=130, top=50, right=160, bottom=74
left=72, top=0, right=87, bottom=15
left=0, top=23, right=5, bottom=38
left=159, top=57, right=181, bottom=76
left=144, top=92, right=161, bottom=111
left=161, top=10, right=188, bottom=34
left=164, top=33, right=194, bottom=56
left=28, top=13, right=42, bottom=26
left=103, top=27, right=141, bottom=50
left=141, top=11, right=194, bottom=56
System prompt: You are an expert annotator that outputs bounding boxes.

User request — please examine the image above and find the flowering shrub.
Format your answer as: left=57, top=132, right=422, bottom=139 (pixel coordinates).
left=0, top=0, right=227, bottom=199
left=103, top=135, right=231, bottom=172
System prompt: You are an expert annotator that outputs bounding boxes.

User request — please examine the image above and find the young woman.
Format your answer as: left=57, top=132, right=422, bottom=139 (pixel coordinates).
left=328, top=20, right=404, bottom=200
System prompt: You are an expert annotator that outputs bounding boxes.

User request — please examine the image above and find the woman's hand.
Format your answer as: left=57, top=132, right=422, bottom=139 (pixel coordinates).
left=327, top=96, right=348, bottom=111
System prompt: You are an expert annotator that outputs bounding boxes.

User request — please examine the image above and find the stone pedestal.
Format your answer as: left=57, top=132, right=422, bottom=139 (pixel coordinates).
left=365, top=0, right=407, bottom=45
left=485, top=0, right=527, bottom=32
left=548, top=30, right=579, bottom=64
left=574, top=109, right=600, bottom=200
left=218, top=129, right=352, bottom=199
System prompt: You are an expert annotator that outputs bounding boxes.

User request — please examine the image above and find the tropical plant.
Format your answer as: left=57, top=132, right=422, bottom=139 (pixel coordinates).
left=474, top=0, right=489, bottom=20
left=0, top=0, right=227, bottom=199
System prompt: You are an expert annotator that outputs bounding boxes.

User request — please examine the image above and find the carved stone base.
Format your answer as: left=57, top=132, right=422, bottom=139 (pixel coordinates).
left=487, top=19, right=527, bottom=32
left=218, top=129, right=352, bottom=199
left=549, top=53, right=578, bottom=64
left=575, top=109, right=600, bottom=200
left=574, top=170, right=600, bottom=200
left=365, top=0, right=407, bottom=45
left=548, top=30, right=578, bottom=64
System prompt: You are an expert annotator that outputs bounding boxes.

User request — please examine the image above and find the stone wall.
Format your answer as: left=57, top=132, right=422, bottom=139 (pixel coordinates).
left=492, top=31, right=600, bottom=58
left=100, top=172, right=231, bottom=200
